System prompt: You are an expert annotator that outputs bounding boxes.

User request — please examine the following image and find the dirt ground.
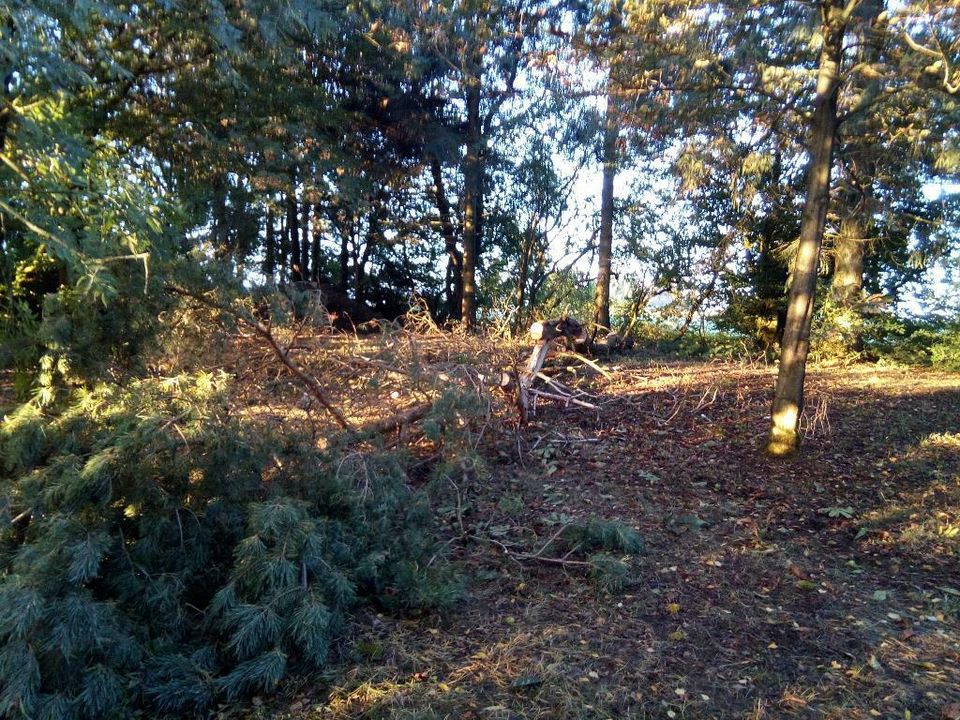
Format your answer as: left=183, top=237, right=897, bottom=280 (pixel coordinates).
left=233, top=347, right=960, bottom=720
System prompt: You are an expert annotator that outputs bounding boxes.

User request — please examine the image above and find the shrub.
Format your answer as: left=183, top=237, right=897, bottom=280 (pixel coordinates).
left=0, top=374, right=458, bottom=718
left=858, top=313, right=960, bottom=370
left=930, top=330, right=960, bottom=371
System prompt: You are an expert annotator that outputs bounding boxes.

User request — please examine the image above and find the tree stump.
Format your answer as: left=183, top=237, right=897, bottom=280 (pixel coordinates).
left=518, top=316, right=589, bottom=423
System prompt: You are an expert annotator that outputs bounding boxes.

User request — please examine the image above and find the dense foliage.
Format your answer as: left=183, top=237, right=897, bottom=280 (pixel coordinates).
left=0, top=373, right=458, bottom=717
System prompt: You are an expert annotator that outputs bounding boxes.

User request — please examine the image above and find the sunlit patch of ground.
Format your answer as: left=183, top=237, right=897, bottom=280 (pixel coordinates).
left=226, top=355, right=960, bottom=720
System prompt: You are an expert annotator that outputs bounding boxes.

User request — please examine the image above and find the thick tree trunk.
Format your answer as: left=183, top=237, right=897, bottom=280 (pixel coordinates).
left=461, top=74, right=483, bottom=331
left=767, top=3, right=848, bottom=456
left=832, top=215, right=866, bottom=307
left=593, top=89, right=618, bottom=333
left=829, top=210, right=867, bottom=352
left=356, top=206, right=381, bottom=305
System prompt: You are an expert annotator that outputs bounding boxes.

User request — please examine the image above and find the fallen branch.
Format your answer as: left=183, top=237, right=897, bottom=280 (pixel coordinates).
left=518, top=316, right=591, bottom=423
left=167, top=285, right=352, bottom=430
left=356, top=402, right=432, bottom=435
left=471, top=533, right=592, bottom=568
left=528, top=388, right=598, bottom=410
left=554, top=351, right=614, bottom=379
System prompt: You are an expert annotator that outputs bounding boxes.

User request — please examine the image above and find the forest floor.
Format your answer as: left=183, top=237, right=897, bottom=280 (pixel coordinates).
left=203, top=331, right=960, bottom=719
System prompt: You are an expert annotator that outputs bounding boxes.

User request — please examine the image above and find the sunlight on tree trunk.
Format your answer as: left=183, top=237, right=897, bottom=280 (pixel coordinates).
left=832, top=213, right=867, bottom=307
left=767, top=1, right=849, bottom=457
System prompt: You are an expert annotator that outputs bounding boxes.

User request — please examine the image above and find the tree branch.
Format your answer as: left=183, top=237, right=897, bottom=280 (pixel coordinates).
left=166, top=285, right=352, bottom=430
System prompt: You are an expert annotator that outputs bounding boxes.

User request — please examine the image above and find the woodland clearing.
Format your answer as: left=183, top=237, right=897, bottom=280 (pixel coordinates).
left=215, top=328, right=960, bottom=720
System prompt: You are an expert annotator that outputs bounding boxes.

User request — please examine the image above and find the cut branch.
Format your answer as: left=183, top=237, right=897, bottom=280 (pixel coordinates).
left=518, top=316, right=592, bottom=423
left=357, top=402, right=432, bottom=435
left=167, top=285, right=351, bottom=430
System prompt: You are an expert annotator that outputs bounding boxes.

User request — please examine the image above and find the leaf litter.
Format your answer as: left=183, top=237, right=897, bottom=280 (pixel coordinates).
left=232, top=352, right=960, bottom=720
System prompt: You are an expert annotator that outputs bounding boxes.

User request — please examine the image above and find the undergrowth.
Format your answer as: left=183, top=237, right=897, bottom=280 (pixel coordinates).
left=0, top=372, right=460, bottom=718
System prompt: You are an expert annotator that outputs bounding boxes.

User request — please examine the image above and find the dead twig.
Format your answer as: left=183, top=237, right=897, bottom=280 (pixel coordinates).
left=554, top=351, right=614, bottom=379
left=356, top=402, right=432, bottom=435
left=528, top=388, right=599, bottom=410
left=167, top=285, right=352, bottom=430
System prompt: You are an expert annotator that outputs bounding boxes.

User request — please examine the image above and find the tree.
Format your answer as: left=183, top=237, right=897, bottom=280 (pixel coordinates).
left=594, top=78, right=620, bottom=333
left=767, top=0, right=858, bottom=455
left=591, top=2, right=625, bottom=333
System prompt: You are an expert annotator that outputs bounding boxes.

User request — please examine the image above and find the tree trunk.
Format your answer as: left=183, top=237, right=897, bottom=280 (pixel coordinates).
left=593, top=87, right=618, bottom=333
left=300, top=200, right=311, bottom=283
left=767, top=2, right=848, bottom=457
left=337, top=215, right=350, bottom=291
left=212, top=179, right=229, bottom=258
left=832, top=214, right=866, bottom=307
left=311, top=203, right=322, bottom=283
left=263, top=207, right=276, bottom=282
left=830, top=209, right=867, bottom=351
left=429, top=155, right=463, bottom=317
left=461, top=72, right=483, bottom=331
left=288, top=190, right=301, bottom=283
left=512, top=225, right=536, bottom=334
left=357, top=205, right=382, bottom=305
left=277, top=213, right=288, bottom=285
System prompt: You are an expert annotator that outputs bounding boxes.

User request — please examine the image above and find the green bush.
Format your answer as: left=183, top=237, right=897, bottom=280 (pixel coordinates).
left=0, top=374, right=458, bottom=718
left=858, top=313, right=960, bottom=370
left=809, top=300, right=866, bottom=364
left=930, top=330, right=960, bottom=371
left=627, top=321, right=755, bottom=361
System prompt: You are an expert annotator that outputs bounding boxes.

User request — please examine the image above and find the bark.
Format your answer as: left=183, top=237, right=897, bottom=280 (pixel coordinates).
left=277, top=214, right=288, bottom=284
left=356, top=206, right=381, bottom=305
left=287, top=190, right=301, bottom=283
left=518, top=317, right=590, bottom=424
left=263, top=207, right=276, bottom=281
left=429, top=155, right=463, bottom=316
left=767, top=1, right=849, bottom=456
left=311, top=204, right=322, bottom=283
left=300, top=200, right=311, bottom=283
left=461, top=72, right=483, bottom=331
left=829, top=208, right=868, bottom=352
left=593, top=88, right=618, bottom=334
left=1, top=72, right=12, bottom=256
left=0, top=82, right=9, bottom=153
left=512, top=225, right=537, bottom=334
left=338, top=219, right=350, bottom=291
left=212, top=180, right=229, bottom=257
left=831, top=214, right=866, bottom=308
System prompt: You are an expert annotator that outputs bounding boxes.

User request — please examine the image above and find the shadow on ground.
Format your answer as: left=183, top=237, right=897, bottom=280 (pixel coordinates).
left=256, top=361, right=960, bottom=720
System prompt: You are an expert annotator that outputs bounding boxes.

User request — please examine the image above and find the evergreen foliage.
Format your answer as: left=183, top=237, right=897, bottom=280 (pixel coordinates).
left=562, top=517, right=645, bottom=555
left=0, top=374, right=458, bottom=718
left=562, top=518, right=645, bottom=593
